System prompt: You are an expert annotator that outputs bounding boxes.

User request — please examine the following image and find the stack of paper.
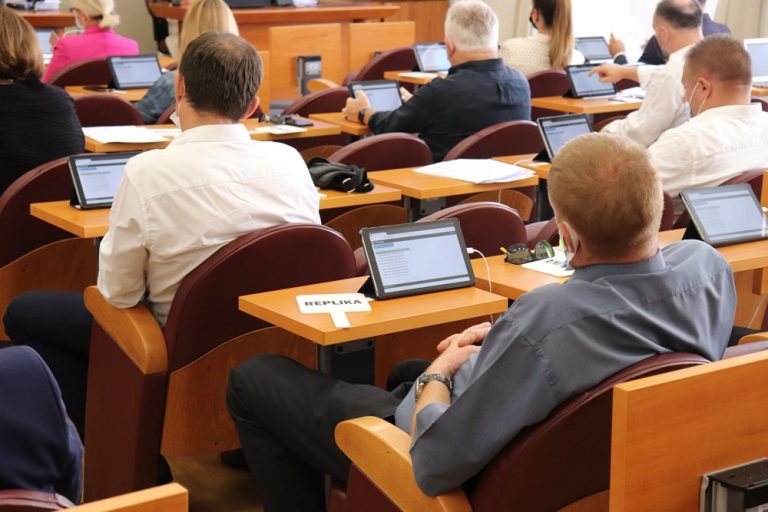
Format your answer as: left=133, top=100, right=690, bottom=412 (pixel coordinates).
left=82, top=126, right=173, bottom=144
left=249, top=125, right=307, bottom=135
left=414, top=159, right=535, bottom=184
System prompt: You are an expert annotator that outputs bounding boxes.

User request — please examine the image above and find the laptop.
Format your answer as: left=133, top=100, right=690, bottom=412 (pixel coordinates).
left=413, top=42, right=451, bottom=72
left=535, top=114, right=593, bottom=162
left=575, top=36, right=613, bottom=63
left=744, top=38, right=768, bottom=87
left=107, top=55, right=163, bottom=89
left=565, top=64, right=617, bottom=98
left=68, top=152, right=139, bottom=209
left=34, top=28, right=53, bottom=64
left=360, top=219, right=476, bottom=299
left=681, top=184, right=768, bottom=247
left=348, top=80, right=403, bottom=112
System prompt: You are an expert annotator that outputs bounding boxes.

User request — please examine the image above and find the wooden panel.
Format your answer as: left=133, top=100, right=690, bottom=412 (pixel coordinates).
left=65, top=86, right=149, bottom=103
left=351, top=0, right=448, bottom=42
left=609, top=350, right=768, bottom=512
left=258, top=50, right=271, bottom=113
left=531, top=96, right=642, bottom=115
left=310, top=112, right=370, bottom=136
left=70, top=484, right=187, bottom=512
left=268, top=24, right=343, bottom=99
left=346, top=21, right=415, bottom=72
left=20, top=12, right=74, bottom=29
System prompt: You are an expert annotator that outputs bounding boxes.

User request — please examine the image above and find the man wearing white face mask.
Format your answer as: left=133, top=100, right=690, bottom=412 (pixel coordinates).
left=648, top=35, right=768, bottom=214
left=588, top=0, right=703, bottom=147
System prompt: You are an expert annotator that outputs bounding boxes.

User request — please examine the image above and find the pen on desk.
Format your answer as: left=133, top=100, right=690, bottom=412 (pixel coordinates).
left=500, top=247, right=509, bottom=255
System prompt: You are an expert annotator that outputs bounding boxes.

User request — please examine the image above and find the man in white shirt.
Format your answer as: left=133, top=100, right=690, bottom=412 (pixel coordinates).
left=589, top=0, right=703, bottom=147
left=648, top=35, right=768, bottom=208
left=3, top=32, right=320, bottom=437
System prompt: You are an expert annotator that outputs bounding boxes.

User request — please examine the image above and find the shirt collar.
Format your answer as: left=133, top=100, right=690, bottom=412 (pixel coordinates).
left=84, top=24, right=109, bottom=35
left=668, top=44, right=694, bottom=62
left=168, top=123, right=251, bottom=147
left=569, top=250, right=666, bottom=283
left=690, top=103, right=764, bottom=123
left=448, top=58, right=505, bottom=75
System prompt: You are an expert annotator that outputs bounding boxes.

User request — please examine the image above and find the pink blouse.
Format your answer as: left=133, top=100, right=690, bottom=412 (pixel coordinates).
left=42, top=25, right=139, bottom=83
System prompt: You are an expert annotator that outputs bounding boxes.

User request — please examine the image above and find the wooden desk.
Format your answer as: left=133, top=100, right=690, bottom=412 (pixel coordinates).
left=83, top=118, right=342, bottom=153
left=493, top=154, right=548, bottom=179
left=472, top=255, right=566, bottom=300
left=66, top=86, right=149, bottom=103
left=320, top=185, right=401, bottom=209
left=383, top=70, right=438, bottom=85
left=20, top=11, right=74, bottom=28
left=309, top=112, right=370, bottom=136
left=531, top=96, right=642, bottom=115
left=753, top=85, right=768, bottom=97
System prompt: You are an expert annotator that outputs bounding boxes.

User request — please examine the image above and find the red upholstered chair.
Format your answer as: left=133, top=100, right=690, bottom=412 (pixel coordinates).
left=48, top=59, right=111, bottom=87
left=0, top=490, right=74, bottom=511
left=350, top=46, right=417, bottom=84
left=156, top=103, right=176, bottom=125
left=752, top=96, right=768, bottom=112
left=281, top=87, right=350, bottom=117
left=525, top=218, right=559, bottom=250
left=82, top=224, right=357, bottom=501
left=326, top=205, right=408, bottom=251
left=74, top=95, right=144, bottom=127
left=527, top=69, right=570, bottom=121
left=328, top=132, right=433, bottom=171
left=0, top=158, right=97, bottom=340
left=330, top=352, right=710, bottom=512
left=616, top=78, right=640, bottom=91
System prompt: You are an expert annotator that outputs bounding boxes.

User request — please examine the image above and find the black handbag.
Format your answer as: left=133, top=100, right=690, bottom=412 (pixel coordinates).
left=307, top=158, right=374, bottom=193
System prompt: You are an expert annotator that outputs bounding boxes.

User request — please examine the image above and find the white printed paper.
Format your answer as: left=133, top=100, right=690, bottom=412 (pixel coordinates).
left=249, top=125, right=307, bottom=135
left=296, top=293, right=371, bottom=328
left=414, top=159, right=535, bottom=184
left=82, top=126, right=171, bottom=144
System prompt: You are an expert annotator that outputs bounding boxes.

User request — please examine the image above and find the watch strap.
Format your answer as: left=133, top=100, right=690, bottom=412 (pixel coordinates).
left=415, top=373, right=452, bottom=400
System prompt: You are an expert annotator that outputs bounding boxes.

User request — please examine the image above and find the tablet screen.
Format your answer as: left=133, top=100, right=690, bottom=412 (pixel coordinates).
left=566, top=65, right=616, bottom=97
left=538, top=114, right=592, bottom=160
left=35, top=29, right=53, bottom=56
left=745, top=39, right=768, bottom=82
left=682, top=184, right=768, bottom=246
left=108, top=55, right=162, bottom=89
left=413, top=42, right=451, bottom=72
left=575, top=37, right=612, bottom=62
left=362, top=219, right=475, bottom=299
left=349, top=81, right=403, bottom=111
left=69, top=153, right=137, bottom=208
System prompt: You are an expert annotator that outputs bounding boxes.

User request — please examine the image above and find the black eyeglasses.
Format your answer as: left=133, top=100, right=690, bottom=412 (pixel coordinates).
left=503, top=241, right=555, bottom=265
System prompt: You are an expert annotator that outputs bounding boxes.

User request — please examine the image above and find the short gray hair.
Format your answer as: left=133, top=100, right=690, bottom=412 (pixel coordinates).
left=444, top=0, right=498, bottom=53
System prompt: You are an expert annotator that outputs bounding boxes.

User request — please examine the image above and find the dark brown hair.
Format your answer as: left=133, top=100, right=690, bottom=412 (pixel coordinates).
left=655, top=0, right=703, bottom=30
left=0, top=7, right=44, bottom=83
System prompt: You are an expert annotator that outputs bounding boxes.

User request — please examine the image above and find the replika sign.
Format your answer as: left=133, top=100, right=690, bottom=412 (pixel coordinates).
left=296, top=293, right=371, bottom=328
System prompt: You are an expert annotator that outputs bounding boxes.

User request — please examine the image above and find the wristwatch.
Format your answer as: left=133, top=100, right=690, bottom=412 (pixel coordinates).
left=358, top=108, right=367, bottom=124
left=415, top=373, right=452, bottom=400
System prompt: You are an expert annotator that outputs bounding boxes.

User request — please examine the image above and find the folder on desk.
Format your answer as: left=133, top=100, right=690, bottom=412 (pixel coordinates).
left=414, top=159, right=534, bottom=184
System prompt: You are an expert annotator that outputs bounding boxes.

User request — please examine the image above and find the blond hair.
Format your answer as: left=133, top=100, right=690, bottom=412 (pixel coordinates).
left=444, top=0, right=499, bottom=53
left=0, top=7, right=43, bottom=83
left=549, top=133, right=663, bottom=259
left=533, top=0, right=574, bottom=69
left=686, top=34, right=752, bottom=85
left=70, top=0, right=120, bottom=29
left=178, top=0, right=240, bottom=59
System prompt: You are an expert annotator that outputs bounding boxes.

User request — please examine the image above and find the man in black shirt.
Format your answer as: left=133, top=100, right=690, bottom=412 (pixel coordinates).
left=342, top=0, right=531, bottom=162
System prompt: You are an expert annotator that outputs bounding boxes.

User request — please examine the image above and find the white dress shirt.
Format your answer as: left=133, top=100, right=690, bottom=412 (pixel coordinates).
left=602, top=45, right=692, bottom=147
left=97, top=124, right=321, bottom=325
left=500, top=33, right=584, bottom=77
left=649, top=103, right=768, bottom=202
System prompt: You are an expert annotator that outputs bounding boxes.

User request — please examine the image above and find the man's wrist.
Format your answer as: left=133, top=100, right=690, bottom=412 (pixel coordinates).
left=358, top=108, right=367, bottom=124
left=415, top=373, right=452, bottom=400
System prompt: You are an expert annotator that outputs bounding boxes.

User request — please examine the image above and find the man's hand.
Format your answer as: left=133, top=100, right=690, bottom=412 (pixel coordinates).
left=399, top=87, right=413, bottom=103
left=588, top=63, right=629, bottom=84
left=428, top=322, right=490, bottom=378
left=436, top=322, right=491, bottom=353
left=608, top=32, right=625, bottom=57
left=342, top=90, right=372, bottom=123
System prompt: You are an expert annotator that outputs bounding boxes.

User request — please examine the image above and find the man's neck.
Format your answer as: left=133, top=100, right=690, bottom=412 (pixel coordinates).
left=450, top=50, right=497, bottom=67
left=571, top=239, right=659, bottom=268
left=668, top=31, right=703, bottom=55
left=699, top=90, right=753, bottom=113
left=180, top=111, right=240, bottom=131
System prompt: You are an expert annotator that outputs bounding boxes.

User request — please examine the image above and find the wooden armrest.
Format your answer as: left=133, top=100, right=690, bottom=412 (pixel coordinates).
left=70, top=483, right=187, bottom=511
left=83, top=286, right=168, bottom=375
left=335, top=417, right=471, bottom=512
left=739, top=331, right=768, bottom=344
left=307, top=78, right=341, bottom=92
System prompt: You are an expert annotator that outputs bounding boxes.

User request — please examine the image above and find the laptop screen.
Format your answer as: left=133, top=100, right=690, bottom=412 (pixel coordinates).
left=566, top=65, right=616, bottom=98
left=538, top=114, right=593, bottom=160
left=575, top=37, right=612, bottom=62
left=69, top=153, right=137, bottom=208
left=361, top=219, right=475, bottom=299
left=348, top=81, right=403, bottom=112
left=413, top=42, right=451, bottom=72
left=681, top=184, right=768, bottom=246
left=745, top=39, right=768, bottom=82
left=35, top=29, right=53, bottom=55
left=108, top=55, right=162, bottom=89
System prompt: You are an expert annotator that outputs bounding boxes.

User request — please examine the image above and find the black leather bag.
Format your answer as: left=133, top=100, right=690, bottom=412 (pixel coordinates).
left=307, top=158, right=374, bottom=193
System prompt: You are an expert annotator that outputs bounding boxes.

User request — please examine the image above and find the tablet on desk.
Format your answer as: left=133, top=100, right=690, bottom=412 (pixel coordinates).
left=348, top=80, right=403, bottom=112
left=107, top=55, right=162, bottom=89
left=575, top=36, right=613, bottom=63
left=565, top=64, right=617, bottom=98
left=68, top=152, right=139, bottom=209
left=413, top=42, right=451, bottom=72
left=681, top=184, right=768, bottom=247
left=744, top=39, right=768, bottom=86
left=360, top=219, right=475, bottom=299
left=536, top=114, right=593, bottom=162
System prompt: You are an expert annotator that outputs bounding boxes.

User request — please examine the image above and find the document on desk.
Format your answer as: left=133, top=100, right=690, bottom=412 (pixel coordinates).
left=399, top=72, right=438, bottom=79
left=249, top=125, right=308, bottom=135
left=414, top=159, right=535, bottom=184
left=82, top=126, right=172, bottom=144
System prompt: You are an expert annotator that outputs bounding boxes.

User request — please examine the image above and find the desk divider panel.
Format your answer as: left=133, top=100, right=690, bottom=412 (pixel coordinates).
left=345, top=21, right=415, bottom=73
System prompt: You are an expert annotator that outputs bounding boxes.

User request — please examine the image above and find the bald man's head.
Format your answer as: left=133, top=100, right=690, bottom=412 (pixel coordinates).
left=655, top=0, right=703, bottom=30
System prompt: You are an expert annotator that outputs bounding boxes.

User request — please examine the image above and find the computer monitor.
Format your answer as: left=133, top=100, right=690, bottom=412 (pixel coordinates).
left=68, top=152, right=139, bottom=209
left=413, top=42, right=452, bottom=72
left=107, top=55, right=163, bottom=89
left=34, top=28, right=53, bottom=56
left=565, top=64, right=617, bottom=98
left=681, top=184, right=768, bottom=246
left=575, top=36, right=613, bottom=63
left=744, top=38, right=768, bottom=84
left=348, top=80, right=403, bottom=112
left=536, top=114, right=593, bottom=162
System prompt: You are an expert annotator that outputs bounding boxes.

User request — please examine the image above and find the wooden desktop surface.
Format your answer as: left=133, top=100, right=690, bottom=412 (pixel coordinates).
left=531, top=96, right=642, bottom=115
left=368, top=167, right=539, bottom=199
left=20, top=12, right=74, bottom=28
left=752, top=86, right=768, bottom=97
left=66, top=86, right=149, bottom=103
left=309, top=112, right=370, bottom=136
left=493, top=154, right=548, bottom=179
left=83, top=118, right=342, bottom=153
left=238, top=276, right=508, bottom=345
left=383, top=70, right=438, bottom=85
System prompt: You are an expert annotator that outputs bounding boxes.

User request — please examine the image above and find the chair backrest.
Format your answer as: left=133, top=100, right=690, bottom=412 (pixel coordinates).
left=74, top=95, right=144, bottom=127
left=751, top=96, right=768, bottom=112
left=353, top=46, right=417, bottom=82
left=281, top=87, right=350, bottom=117
left=0, top=158, right=74, bottom=268
left=443, top=120, right=543, bottom=160
left=419, top=202, right=527, bottom=257
left=49, top=59, right=111, bottom=87
left=156, top=103, right=176, bottom=125
left=162, top=223, right=356, bottom=370
left=0, top=490, right=74, bottom=511
left=328, top=133, right=433, bottom=171
left=527, top=69, right=570, bottom=97
left=467, top=352, right=709, bottom=511
left=616, top=78, right=640, bottom=91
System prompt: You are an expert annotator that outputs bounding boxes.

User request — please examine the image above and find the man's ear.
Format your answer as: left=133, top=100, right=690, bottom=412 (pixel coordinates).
left=241, top=95, right=261, bottom=121
left=175, top=73, right=185, bottom=105
left=558, top=221, right=576, bottom=253
left=445, top=37, right=456, bottom=57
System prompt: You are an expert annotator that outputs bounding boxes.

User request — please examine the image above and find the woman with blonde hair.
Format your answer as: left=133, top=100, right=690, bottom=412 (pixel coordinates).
left=42, top=0, right=139, bottom=83
left=500, top=0, right=581, bottom=76
left=0, top=7, right=83, bottom=193
left=136, top=0, right=239, bottom=124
